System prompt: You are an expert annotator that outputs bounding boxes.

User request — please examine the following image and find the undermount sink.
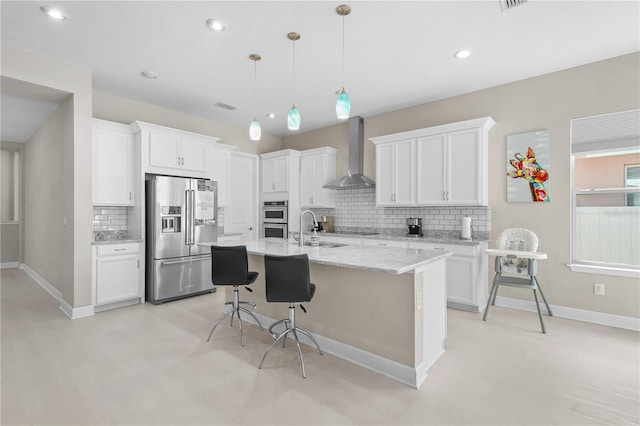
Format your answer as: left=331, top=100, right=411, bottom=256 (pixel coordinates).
left=291, top=241, right=348, bottom=248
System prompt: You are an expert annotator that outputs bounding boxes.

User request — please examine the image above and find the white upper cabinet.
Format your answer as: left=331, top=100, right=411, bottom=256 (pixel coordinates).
left=300, top=147, right=337, bottom=208
left=130, top=121, right=236, bottom=205
left=92, top=119, right=134, bottom=206
left=260, top=149, right=300, bottom=193
left=371, top=117, right=495, bottom=207
left=148, top=132, right=208, bottom=172
left=374, top=139, right=415, bottom=207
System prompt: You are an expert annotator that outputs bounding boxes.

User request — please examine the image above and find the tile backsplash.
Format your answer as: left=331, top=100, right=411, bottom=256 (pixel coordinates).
left=93, top=206, right=129, bottom=232
left=310, top=188, right=490, bottom=238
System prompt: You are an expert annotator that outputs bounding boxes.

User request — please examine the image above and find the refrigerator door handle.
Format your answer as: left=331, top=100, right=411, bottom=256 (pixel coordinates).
left=185, top=189, right=190, bottom=246
left=190, top=189, right=196, bottom=245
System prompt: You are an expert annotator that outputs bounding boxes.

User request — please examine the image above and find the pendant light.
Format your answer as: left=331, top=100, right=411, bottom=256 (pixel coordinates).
left=287, top=32, right=301, bottom=131
left=249, top=53, right=262, bottom=141
left=336, top=4, right=351, bottom=120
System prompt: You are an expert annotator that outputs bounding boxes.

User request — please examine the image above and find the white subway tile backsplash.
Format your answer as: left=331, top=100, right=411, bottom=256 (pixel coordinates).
left=310, top=187, right=490, bottom=237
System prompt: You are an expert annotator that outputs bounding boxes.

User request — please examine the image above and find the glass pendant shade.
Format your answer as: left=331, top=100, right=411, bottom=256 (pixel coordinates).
left=336, top=89, right=351, bottom=120
left=249, top=119, right=261, bottom=141
left=287, top=104, right=300, bottom=131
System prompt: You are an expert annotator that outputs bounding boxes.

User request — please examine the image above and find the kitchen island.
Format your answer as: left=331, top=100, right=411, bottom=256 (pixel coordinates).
left=203, top=238, right=451, bottom=388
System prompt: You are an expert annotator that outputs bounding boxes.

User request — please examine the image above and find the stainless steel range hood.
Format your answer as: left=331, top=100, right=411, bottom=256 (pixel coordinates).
left=323, top=116, right=375, bottom=190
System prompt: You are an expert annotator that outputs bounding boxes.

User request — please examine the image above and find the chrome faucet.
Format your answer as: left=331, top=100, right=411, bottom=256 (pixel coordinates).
left=299, top=210, right=318, bottom=247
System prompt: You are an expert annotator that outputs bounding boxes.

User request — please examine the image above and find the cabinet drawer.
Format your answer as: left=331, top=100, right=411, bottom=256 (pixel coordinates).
left=97, top=243, right=140, bottom=256
left=407, top=241, right=476, bottom=257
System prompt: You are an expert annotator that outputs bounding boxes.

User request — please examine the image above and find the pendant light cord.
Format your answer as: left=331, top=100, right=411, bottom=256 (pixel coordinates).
left=292, top=38, right=296, bottom=103
left=253, top=59, right=257, bottom=119
left=341, top=14, right=345, bottom=89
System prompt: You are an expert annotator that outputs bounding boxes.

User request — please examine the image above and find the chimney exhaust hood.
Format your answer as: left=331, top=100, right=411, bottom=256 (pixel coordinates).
left=323, top=116, right=375, bottom=190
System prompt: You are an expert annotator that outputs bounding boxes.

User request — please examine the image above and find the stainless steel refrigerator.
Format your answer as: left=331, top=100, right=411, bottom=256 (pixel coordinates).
left=145, top=175, right=218, bottom=304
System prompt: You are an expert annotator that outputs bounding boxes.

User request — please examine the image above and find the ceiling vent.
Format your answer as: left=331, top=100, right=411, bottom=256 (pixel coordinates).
left=500, top=0, right=527, bottom=11
left=214, top=101, right=238, bottom=111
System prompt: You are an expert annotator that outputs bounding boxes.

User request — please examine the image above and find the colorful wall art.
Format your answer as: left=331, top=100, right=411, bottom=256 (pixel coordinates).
left=506, top=130, right=551, bottom=202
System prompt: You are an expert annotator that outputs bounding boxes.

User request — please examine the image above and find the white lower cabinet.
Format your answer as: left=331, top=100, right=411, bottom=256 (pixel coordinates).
left=407, top=241, right=488, bottom=312
left=93, top=243, right=142, bottom=309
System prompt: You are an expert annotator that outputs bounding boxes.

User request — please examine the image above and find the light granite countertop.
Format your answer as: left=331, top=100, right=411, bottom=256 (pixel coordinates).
left=303, top=230, right=490, bottom=246
left=92, top=231, right=143, bottom=245
left=201, top=238, right=451, bottom=275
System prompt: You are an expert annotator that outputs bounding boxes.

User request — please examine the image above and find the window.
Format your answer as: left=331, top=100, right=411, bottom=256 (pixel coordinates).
left=625, top=164, right=640, bottom=206
left=570, top=109, right=640, bottom=277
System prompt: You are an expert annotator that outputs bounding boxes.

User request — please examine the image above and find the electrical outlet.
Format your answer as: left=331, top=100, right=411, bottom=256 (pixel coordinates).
left=594, top=283, right=605, bottom=296
left=416, top=291, right=423, bottom=310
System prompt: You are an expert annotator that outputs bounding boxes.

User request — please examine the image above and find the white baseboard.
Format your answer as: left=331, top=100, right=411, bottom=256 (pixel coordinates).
left=59, top=298, right=95, bottom=320
left=19, top=263, right=94, bottom=320
left=241, top=311, right=423, bottom=388
left=1, top=262, right=19, bottom=269
left=494, top=295, right=640, bottom=331
left=20, top=263, right=62, bottom=300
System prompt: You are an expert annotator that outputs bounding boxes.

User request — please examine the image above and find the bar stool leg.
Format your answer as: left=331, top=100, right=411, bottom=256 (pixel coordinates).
left=291, top=329, right=306, bottom=378
left=259, top=328, right=291, bottom=370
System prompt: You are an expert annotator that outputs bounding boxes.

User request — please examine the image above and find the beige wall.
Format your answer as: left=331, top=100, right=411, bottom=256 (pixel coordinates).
left=23, top=103, right=65, bottom=290
left=1, top=46, right=94, bottom=309
left=92, top=91, right=282, bottom=155
left=283, top=53, right=640, bottom=319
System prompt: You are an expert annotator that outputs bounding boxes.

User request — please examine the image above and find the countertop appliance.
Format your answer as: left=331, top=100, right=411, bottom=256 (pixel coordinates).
left=262, top=200, right=288, bottom=238
left=406, top=217, right=423, bottom=237
left=146, top=175, right=218, bottom=304
left=320, top=215, right=334, bottom=233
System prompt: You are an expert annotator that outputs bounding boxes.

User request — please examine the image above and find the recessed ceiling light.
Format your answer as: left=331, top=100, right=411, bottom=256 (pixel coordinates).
left=206, top=18, right=225, bottom=31
left=454, top=50, right=471, bottom=59
left=266, top=113, right=277, bottom=119
left=40, top=6, right=65, bottom=20
left=140, top=71, right=158, bottom=79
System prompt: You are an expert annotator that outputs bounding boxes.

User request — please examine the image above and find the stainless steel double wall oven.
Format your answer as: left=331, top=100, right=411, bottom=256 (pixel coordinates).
left=262, top=200, right=288, bottom=238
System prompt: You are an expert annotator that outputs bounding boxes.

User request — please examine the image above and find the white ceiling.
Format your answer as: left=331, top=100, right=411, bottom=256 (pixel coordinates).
left=1, top=1, right=639, bottom=143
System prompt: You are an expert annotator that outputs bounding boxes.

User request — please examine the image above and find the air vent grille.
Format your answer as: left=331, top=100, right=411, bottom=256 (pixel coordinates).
left=214, top=101, right=238, bottom=111
left=500, top=0, right=527, bottom=11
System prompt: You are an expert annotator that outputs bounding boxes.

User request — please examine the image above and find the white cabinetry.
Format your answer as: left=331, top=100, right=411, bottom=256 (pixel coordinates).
left=262, top=156, right=289, bottom=192
left=407, top=241, right=488, bottom=312
left=370, top=117, right=495, bottom=206
left=260, top=149, right=301, bottom=231
left=261, top=149, right=301, bottom=194
left=92, top=242, right=143, bottom=310
left=375, top=139, right=415, bottom=206
left=148, top=132, right=208, bottom=172
left=417, top=128, right=487, bottom=205
left=300, top=147, right=337, bottom=208
left=130, top=121, right=236, bottom=205
left=92, top=119, right=134, bottom=205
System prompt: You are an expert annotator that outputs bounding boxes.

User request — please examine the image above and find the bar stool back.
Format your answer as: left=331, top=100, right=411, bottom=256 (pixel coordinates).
left=207, top=245, right=263, bottom=346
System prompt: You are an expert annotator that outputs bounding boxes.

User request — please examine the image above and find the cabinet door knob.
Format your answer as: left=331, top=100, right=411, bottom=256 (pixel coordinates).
left=137, top=259, right=140, bottom=268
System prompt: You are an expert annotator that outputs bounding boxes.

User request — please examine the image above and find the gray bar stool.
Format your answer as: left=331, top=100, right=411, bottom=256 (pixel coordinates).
left=259, top=254, right=323, bottom=378
left=207, top=245, right=263, bottom=346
